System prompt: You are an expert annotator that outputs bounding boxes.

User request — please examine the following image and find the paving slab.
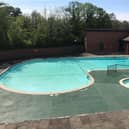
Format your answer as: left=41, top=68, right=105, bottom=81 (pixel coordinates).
left=1, top=110, right=129, bottom=129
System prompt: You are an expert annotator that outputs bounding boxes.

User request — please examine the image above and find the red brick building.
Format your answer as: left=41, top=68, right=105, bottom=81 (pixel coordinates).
left=85, top=29, right=129, bottom=54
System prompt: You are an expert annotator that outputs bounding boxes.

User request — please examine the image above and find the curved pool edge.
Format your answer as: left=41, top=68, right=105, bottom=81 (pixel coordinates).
left=0, top=68, right=95, bottom=95
left=119, top=78, right=129, bottom=89
left=3, top=55, right=129, bottom=95
left=0, top=67, right=10, bottom=75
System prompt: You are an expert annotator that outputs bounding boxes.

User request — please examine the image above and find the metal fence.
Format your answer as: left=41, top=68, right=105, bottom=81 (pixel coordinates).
left=107, top=64, right=129, bottom=75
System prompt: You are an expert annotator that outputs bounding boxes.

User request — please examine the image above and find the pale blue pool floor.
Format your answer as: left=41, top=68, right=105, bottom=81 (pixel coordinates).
left=1, top=70, right=129, bottom=123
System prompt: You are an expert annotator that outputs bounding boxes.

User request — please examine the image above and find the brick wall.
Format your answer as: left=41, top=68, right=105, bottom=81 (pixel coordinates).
left=85, top=30, right=129, bottom=54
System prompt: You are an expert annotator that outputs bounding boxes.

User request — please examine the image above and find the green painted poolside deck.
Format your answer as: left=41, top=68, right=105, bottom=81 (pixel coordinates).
left=0, top=69, right=129, bottom=123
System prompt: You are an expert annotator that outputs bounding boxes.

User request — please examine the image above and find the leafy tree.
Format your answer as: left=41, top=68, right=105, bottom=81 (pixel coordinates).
left=95, top=8, right=112, bottom=28
left=6, top=6, right=22, bottom=17
left=0, top=2, right=10, bottom=49
left=63, top=2, right=112, bottom=45
left=0, top=1, right=129, bottom=50
left=8, top=16, right=32, bottom=48
left=121, top=21, right=129, bottom=29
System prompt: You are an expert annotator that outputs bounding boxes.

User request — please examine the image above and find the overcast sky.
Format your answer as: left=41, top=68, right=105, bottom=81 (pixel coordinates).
left=2, top=0, right=129, bottom=21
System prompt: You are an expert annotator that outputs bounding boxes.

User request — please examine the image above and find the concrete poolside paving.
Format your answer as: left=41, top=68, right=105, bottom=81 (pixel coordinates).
left=0, top=110, right=129, bottom=129
left=1, top=66, right=129, bottom=128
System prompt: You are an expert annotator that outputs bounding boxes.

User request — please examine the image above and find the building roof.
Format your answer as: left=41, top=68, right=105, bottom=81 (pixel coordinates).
left=122, top=36, right=129, bottom=42
left=86, top=28, right=129, bottom=32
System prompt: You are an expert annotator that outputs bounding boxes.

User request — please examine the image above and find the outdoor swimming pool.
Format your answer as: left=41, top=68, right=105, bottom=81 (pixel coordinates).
left=0, top=56, right=129, bottom=94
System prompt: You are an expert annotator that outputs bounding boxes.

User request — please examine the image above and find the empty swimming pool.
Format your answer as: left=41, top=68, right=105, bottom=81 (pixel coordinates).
left=0, top=56, right=129, bottom=94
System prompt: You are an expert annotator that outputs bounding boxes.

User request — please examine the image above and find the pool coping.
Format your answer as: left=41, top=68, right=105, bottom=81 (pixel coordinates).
left=119, top=78, right=129, bottom=88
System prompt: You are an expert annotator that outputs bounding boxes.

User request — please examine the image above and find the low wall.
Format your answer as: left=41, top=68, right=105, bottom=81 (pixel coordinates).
left=0, top=45, right=83, bottom=61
